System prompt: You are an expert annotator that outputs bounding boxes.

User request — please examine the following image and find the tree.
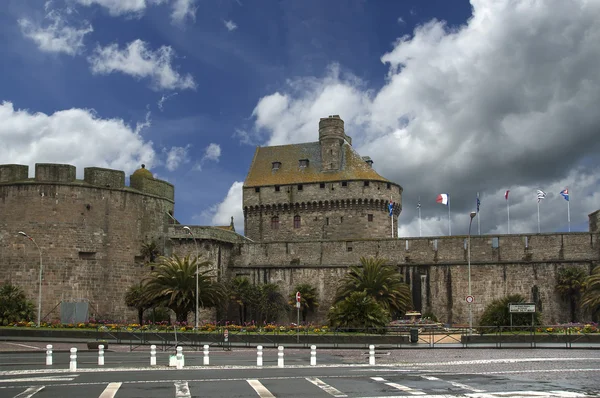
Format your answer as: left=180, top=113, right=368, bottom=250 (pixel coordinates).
left=479, top=294, right=542, bottom=331
left=258, top=283, right=287, bottom=324
left=328, top=291, right=391, bottom=330
left=143, top=254, right=226, bottom=323
left=581, top=266, right=600, bottom=320
left=0, top=284, right=35, bottom=326
left=334, top=256, right=412, bottom=316
left=140, top=240, right=161, bottom=264
left=555, top=266, right=587, bottom=323
left=228, top=276, right=252, bottom=324
left=124, top=282, right=156, bottom=324
left=288, top=283, right=319, bottom=323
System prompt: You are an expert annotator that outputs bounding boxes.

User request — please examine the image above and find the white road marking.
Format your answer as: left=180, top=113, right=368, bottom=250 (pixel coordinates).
left=13, top=386, right=44, bottom=398
left=306, top=377, right=348, bottom=397
left=371, top=377, right=425, bottom=395
left=247, top=379, right=275, bottom=398
left=354, top=393, right=587, bottom=398
left=0, top=375, right=78, bottom=383
left=4, top=343, right=42, bottom=350
left=417, top=358, right=600, bottom=366
left=98, top=382, right=122, bottom=398
left=174, top=381, right=191, bottom=398
left=420, top=375, right=485, bottom=393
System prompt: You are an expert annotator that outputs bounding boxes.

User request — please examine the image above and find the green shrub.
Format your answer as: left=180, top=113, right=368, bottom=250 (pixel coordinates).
left=0, top=284, right=35, bottom=325
left=478, top=294, right=542, bottom=333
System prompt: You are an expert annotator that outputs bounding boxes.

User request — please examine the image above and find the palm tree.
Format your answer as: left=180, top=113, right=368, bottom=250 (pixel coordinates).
left=328, top=291, right=390, bottom=330
left=581, top=266, right=600, bottom=320
left=288, top=283, right=319, bottom=323
left=124, top=282, right=156, bottom=324
left=334, top=256, right=412, bottom=316
left=228, top=276, right=252, bottom=324
left=143, top=254, right=226, bottom=323
left=255, top=283, right=287, bottom=324
left=555, top=266, right=587, bottom=323
left=140, top=240, right=161, bottom=264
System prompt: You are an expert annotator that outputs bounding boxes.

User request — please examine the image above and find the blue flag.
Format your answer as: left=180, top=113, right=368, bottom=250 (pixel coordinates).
left=476, top=194, right=481, bottom=213
left=388, top=201, right=394, bottom=216
left=560, top=188, right=569, bottom=201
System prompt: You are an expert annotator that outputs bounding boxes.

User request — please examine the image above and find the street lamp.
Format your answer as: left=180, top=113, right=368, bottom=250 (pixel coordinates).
left=467, top=211, right=477, bottom=335
left=18, top=231, right=43, bottom=327
left=183, top=226, right=199, bottom=331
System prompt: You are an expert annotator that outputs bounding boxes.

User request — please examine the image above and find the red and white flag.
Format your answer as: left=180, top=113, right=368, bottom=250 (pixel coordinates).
left=436, top=193, right=449, bottom=205
left=505, top=190, right=510, bottom=200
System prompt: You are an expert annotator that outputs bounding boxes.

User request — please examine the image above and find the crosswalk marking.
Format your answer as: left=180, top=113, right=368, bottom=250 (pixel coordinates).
left=247, top=379, right=276, bottom=398
left=174, top=381, right=191, bottom=398
left=99, top=382, right=122, bottom=398
left=1, top=375, right=77, bottom=383
left=371, top=376, right=426, bottom=395
left=419, top=375, right=485, bottom=393
left=13, top=386, right=45, bottom=398
left=306, top=377, right=348, bottom=397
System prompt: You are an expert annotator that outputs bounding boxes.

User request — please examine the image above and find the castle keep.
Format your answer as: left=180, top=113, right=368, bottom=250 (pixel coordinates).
left=1, top=116, right=599, bottom=325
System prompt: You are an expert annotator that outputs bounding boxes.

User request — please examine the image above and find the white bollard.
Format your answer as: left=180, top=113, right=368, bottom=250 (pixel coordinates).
left=369, top=345, right=375, bottom=365
left=277, top=346, right=284, bottom=368
left=69, top=347, right=77, bottom=372
left=46, top=345, right=52, bottom=366
left=150, top=345, right=156, bottom=366
left=176, top=346, right=183, bottom=369
left=310, top=345, right=317, bottom=366
left=256, top=345, right=263, bottom=367
left=203, top=344, right=210, bottom=366
left=98, top=345, right=105, bottom=366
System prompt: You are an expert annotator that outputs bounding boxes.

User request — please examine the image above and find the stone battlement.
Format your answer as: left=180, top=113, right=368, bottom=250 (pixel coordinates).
left=0, top=163, right=174, bottom=202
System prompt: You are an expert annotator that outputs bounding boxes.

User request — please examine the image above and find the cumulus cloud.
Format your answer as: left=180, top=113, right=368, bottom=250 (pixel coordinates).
left=171, top=0, right=196, bottom=23
left=18, top=9, right=93, bottom=55
left=88, top=39, right=196, bottom=91
left=201, top=181, right=244, bottom=231
left=218, top=0, right=600, bottom=237
left=75, top=0, right=166, bottom=17
left=223, top=20, right=237, bottom=31
left=164, top=145, right=190, bottom=171
left=192, top=143, right=221, bottom=171
left=0, top=101, right=155, bottom=176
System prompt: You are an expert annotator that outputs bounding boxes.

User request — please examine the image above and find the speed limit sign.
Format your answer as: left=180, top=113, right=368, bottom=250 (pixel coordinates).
left=466, top=295, right=474, bottom=303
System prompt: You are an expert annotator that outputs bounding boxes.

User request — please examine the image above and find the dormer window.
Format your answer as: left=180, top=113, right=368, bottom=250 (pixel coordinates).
left=299, top=159, right=309, bottom=168
left=272, top=161, right=281, bottom=170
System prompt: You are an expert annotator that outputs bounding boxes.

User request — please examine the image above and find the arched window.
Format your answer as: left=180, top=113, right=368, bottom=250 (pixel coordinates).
left=294, top=215, right=301, bottom=229
left=271, top=216, right=279, bottom=229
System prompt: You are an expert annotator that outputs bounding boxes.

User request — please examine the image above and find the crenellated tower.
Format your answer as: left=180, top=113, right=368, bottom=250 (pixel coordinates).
left=243, top=115, right=403, bottom=242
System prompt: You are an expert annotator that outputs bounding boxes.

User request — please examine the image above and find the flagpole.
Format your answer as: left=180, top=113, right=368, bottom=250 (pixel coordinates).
left=477, top=192, right=481, bottom=235
left=448, top=195, right=451, bottom=236
left=537, top=200, right=540, bottom=233
left=418, top=196, right=422, bottom=237
left=507, top=196, right=510, bottom=234
left=567, top=199, right=571, bottom=232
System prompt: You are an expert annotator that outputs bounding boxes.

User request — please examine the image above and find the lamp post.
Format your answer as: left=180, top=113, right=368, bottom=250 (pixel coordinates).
left=467, top=211, right=477, bottom=335
left=183, top=226, right=199, bottom=331
left=18, top=231, right=43, bottom=327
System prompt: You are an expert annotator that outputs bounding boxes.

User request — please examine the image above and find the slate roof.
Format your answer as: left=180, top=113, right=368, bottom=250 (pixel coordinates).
left=243, top=141, right=393, bottom=187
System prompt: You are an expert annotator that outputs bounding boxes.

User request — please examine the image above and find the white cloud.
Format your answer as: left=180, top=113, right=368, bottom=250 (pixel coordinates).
left=232, top=0, right=600, bottom=237
left=157, top=92, right=178, bottom=111
left=224, top=20, right=238, bottom=31
left=207, top=181, right=244, bottom=231
left=397, top=17, right=405, bottom=24
left=18, top=9, right=93, bottom=55
left=171, top=0, right=196, bottom=23
left=164, top=144, right=190, bottom=171
left=75, top=0, right=166, bottom=17
left=88, top=39, right=196, bottom=91
left=0, top=101, right=156, bottom=175
left=203, top=143, right=221, bottom=162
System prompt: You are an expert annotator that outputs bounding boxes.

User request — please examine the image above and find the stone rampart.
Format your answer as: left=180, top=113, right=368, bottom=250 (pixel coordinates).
left=0, top=163, right=175, bottom=321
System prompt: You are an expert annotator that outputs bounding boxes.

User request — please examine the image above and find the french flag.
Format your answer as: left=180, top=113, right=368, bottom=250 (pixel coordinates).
left=436, top=193, right=449, bottom=205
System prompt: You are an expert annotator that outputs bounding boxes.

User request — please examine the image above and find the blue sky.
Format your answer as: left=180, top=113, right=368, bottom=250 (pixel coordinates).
left=2, top=0, right=599, bottom=237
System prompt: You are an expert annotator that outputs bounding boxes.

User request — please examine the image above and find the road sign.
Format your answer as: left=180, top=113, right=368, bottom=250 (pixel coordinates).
left=466, top=295, right=474, bottom=303
left=296, top=291, right=301, bottom=303
left=224, top=329, right=229, bottom=341
left=509, top=303, right=536, bottom=313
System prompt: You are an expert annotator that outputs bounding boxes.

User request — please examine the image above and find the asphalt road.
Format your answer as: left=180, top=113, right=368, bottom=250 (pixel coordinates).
left=0, top=346, right=598, bottom=397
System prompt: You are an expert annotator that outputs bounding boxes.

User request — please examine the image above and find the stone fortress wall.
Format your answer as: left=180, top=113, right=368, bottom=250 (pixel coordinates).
left=227, top=230, right=599, bottom=324
left=0, top=163, right=174, bottom=321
